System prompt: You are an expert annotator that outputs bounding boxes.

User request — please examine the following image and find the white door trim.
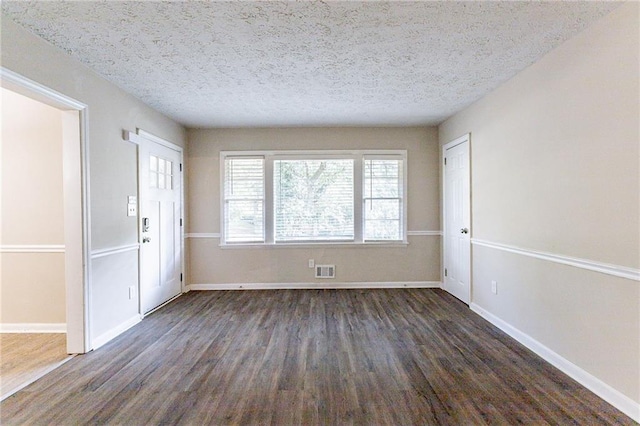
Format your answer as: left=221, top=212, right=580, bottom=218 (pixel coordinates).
left=137, top=129, right=183, bottom=151
left=1, top=67, right=92, bottom=354
left=442, top=133, right=471, bottom=304
left=123, top=129, right=183, bottom=152
left=135, top=129, right=185, bottom=316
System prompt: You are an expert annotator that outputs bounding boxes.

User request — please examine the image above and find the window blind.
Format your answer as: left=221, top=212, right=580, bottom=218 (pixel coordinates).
left=363, top=156, right=403, bottom=241
left=224, top=157, right=265, bottom=242
left=274, top=159, right=354, bottom=242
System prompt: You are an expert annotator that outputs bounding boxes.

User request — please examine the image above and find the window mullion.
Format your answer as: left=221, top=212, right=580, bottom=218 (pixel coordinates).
left=402, top=153, right=408, bottom=243
left=354, top=154, right=364, bottom=243
left=264, top=157, right=274, bottom=244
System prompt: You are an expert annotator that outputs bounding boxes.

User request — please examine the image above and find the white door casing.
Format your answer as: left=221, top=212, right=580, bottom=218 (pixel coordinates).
left=138, top=132, right=183, bottom=314
left=1, top=68, right=91, bottom=354
left=443, top=134, right=471, bottom=304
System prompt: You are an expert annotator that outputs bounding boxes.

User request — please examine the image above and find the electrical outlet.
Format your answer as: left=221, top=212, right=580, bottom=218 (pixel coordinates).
left=308, top=259, right=315, bottom=268
left=491, top=280, right=497, bottom=295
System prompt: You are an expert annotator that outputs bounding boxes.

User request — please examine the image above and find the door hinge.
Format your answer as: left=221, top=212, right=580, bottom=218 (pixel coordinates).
left=444, top=268, right=448, bottom=277
left=180, top=218, right=183, bottom=226
left=179, top=163, right=182, bottom=172
left=444, top=157, right=447, bottom=166
left=180, top=273, right=183, bottom=282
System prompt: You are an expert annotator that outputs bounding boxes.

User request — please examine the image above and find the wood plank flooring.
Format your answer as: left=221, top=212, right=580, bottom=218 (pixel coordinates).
left=0, top=333, right=72, bottom=400
left=0, top=289, right=633, bottom=425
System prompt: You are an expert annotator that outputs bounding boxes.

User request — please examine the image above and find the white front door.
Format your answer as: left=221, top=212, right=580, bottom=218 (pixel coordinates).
left=139, top=136, right=183, bottom=314
left=443, top=135, right=471, bottom=304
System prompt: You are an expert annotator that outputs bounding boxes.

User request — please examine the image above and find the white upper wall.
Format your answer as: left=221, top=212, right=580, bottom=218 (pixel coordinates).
left=1, top=88, right=64, bottom=244
left=1, top=88, right=66, bottom=324
left=440, top=3, right=639, bottom=268
left=1, top=16, right=187, bottom=250
left=1, top=16, right=186, bottom=343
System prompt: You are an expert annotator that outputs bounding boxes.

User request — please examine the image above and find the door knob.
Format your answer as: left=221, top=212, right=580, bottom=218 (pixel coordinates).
left=460, top=228, right=469, bottom=234
left=142, top=236, right=151, bottom=243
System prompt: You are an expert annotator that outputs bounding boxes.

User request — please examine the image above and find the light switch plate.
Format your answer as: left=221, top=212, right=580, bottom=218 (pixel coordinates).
left=127, top=203, right=137, bottom=217
left=128, top=195, right=137, bottom=204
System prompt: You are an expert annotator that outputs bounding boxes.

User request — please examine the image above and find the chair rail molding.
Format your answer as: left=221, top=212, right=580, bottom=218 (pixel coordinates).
left=471, top=238, right=639, bottom=281
left=0, top=245, right=66, bottom=253
left=90, top=243, right=140, bottom=259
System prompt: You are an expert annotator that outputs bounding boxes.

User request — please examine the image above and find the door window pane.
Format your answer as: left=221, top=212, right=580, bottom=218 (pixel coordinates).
left=150, top=155, right=175, bottom=190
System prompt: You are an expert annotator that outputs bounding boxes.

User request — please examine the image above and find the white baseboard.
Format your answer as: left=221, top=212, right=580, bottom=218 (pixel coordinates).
left=188, top=281, right=441, bottom=291
left=0, top=323, right=66, bottom=333
left=141, top=293, right=183, bottom=318
left=470, top=303, right=640, bottom=423
left=91, top=314, right=142, bottom=350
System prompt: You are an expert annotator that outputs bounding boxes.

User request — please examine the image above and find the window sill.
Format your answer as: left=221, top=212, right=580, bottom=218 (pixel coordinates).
left=219, top=241, right=409, bottom=249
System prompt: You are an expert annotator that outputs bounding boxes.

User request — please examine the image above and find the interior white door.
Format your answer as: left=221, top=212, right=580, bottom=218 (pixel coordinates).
left=443, top=135, right=471, bottom=304
left=139, top=137, right=182, bottom=314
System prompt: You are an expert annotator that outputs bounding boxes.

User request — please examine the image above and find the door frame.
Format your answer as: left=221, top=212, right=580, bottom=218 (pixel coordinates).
left=442, top=133, right=472, bottom=304
left=126, top=129, right=185, bottom=317
left=1, top=67, right=92, bottom=353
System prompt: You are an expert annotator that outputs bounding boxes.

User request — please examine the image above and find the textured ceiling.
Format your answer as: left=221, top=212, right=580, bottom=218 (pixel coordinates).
left=1, top=1, right=620, bottom=128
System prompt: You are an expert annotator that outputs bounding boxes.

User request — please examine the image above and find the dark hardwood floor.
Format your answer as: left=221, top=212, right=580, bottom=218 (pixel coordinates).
left=1, top=289, right=632, bottom=425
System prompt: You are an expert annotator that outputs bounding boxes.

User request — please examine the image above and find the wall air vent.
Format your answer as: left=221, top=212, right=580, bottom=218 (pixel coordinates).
left=315, top=265, right=335, bottom=279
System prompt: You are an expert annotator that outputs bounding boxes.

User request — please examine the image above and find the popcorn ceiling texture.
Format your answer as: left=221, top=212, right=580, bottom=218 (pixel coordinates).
left=1, top=1, right=619, bottom=128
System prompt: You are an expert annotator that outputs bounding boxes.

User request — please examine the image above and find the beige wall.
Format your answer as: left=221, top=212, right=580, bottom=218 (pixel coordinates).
left=187, top=127, right=440, bottom=285
left=439, top=3, right=639, bottom=405
left=1, top=88, right=66, bottom=324
left=1, top=17, right=186, bottom=343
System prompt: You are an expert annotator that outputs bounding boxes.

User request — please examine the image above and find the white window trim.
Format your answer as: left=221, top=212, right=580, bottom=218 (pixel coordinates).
left=220, top=150, right=408, bottom=247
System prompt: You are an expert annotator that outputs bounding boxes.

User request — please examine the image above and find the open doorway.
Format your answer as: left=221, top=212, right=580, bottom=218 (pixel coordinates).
left=1, top=70, right=89, bottom=397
